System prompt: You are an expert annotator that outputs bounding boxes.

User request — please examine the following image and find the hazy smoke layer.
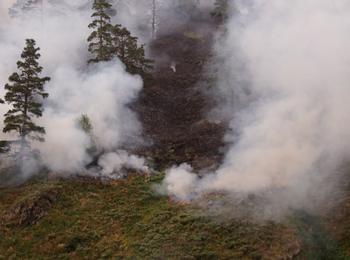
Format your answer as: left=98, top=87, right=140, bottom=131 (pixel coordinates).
left=113, top=0, right=215, bottom=43
left=0, top=1, right=12, bottom=19
left=163, top=0, right=350, bottom=214
left=0, top=1, right=146, bottom=178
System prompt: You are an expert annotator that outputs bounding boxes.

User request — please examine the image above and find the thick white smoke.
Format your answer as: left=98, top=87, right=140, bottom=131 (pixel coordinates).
left=163, top=0, right=350, bottom=214
left=36, top=61, right=143, bottom=173
left=98, top=151, right=149, bottom=178
left=161, top=164, right=199, bottom=201
left=0, top=1, right=148, bottom=178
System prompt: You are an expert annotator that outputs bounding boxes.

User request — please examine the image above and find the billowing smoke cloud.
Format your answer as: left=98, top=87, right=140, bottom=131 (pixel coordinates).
left=0, top=1, right=148, bottom=180
left=160, top=164, right=199, bottom=201
left=98, top=151, right=149, bottom=178
left=36, top=61, right=143, bottom=173
left=162, top=0, right=350, bottom=217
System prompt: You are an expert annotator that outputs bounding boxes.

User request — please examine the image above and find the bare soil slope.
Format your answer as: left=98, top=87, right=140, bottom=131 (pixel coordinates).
left=137, top=9, right=225, bottom=170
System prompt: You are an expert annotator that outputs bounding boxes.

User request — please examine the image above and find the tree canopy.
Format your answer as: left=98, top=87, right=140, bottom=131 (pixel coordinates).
left=88, top=0, right=153, bottom=74
left=3, top=39, right=50, bottom=143
left=87, top=0, right=115, bottom=63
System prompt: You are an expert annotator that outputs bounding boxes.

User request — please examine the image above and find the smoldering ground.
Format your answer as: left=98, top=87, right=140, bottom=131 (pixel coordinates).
left=162, top=0, right=350, bottom=221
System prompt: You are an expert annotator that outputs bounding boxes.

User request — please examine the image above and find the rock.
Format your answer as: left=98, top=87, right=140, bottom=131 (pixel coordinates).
left=4, top=186, right=61, bottom=227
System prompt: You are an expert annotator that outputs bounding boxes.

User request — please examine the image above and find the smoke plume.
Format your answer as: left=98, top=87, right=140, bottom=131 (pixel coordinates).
left=163, top=0, right=350, bottom=217
left=0, top=0, right=147, bottom=181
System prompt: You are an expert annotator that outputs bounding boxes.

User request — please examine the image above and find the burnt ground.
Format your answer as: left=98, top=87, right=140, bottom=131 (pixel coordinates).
left=135, top=10, right=350, bottom=257
left=136, top=9, right=226, bottom=170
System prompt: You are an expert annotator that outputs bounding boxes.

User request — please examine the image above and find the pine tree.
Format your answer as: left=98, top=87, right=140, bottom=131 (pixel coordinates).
left=78, top=114, right=99, bottom=158
left=87, top=0, right=115, bottom=63
left=211, top=0, right=230, bottom=21
left=3, top=39, right=50, bottom=145
left=111, top=25, right=153, bottom=75
left=111, top=25, right=129, bottom=64
left=126, top=41, right=153, bottom=75
left=105, top=0, right=117, bottom=17
left=87, top=0, right=153, bottom=73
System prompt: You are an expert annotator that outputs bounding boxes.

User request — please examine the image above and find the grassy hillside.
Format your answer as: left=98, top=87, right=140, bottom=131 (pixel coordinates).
left=0, top=174, right=305, bottom=259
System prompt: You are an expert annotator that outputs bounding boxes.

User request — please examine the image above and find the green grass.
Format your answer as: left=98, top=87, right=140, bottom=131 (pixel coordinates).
left=0, top=173, right=343, bottom=259
left=324, top=196, right=350, bottom=258
left=292, top=210, right=349, bottom=260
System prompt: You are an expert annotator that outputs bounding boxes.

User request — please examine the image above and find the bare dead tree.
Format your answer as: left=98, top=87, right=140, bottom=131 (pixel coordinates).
left=152, top=0, right=157, bottom=39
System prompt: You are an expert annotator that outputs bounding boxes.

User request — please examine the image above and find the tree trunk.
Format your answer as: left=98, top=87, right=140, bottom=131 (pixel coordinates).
left=99, top=15, right=104, bottom=61
left=152, top=0, right=156, bottom=39
left=20, top=93, right=28, bottom=154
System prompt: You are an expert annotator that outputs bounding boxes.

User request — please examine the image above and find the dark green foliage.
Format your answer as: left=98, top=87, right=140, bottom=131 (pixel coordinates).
left=77, top=114, right=98, bottom=157
left=211, top=0, right=230, bottom=21
left=87, top=0, right=115, bottom=63
left=111, top=25, right=153, bottom=75
left=3, top=39, right=50, bottom=143
left=293, top=211, right=348, bottom=259
left=110, top=25, right=129, bottom=64
left=125, top=40, right=153, bottom=75
left=64, top=235, right=90, bottom=253
left=88, top=1, right=153, bottom=74
left=105, top=0, right=117, bottom=17
left=78, top=114, right=93, bottom=134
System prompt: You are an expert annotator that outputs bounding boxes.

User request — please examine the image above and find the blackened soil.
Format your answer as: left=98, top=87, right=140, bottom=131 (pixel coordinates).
left=136, top=10, right=226, bottom=170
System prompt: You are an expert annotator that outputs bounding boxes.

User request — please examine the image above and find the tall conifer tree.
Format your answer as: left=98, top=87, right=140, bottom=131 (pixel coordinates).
left=87, top=0, right=114, bottom=63
left=126, top=40, right=153, bottom=75
left=87, top=0, right=153, bottom=73
left=111, top=25, right=129, bottom=64
left=3, top=39, right=50, bottom=145
left=111, top=25, right=153, bottom=75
